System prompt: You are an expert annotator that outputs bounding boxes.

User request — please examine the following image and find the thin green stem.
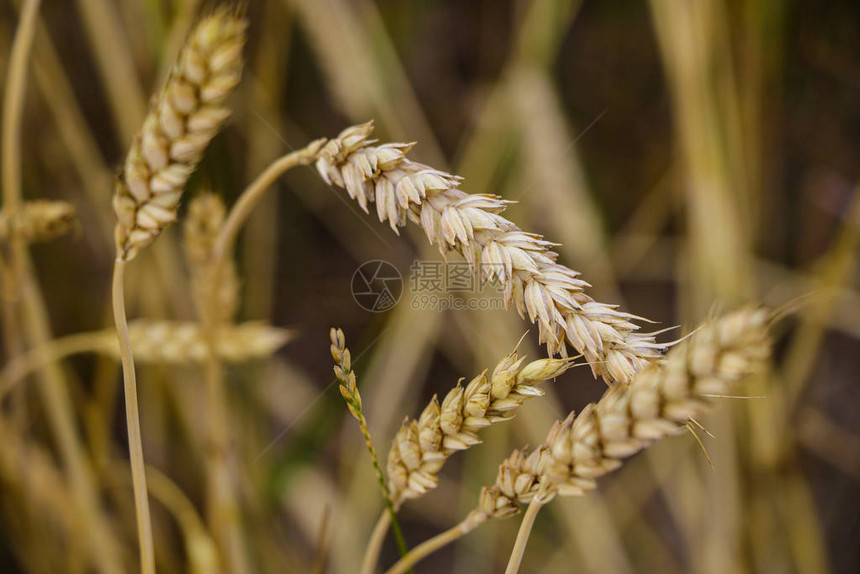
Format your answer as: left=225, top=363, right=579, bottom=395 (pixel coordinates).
left=112, top=258, right=155, bottom=574
left=332, top=329, right=411, bottom=570
left=504, top=498, right=544, bottom=574
left=348, top=395, right=409, bottom=561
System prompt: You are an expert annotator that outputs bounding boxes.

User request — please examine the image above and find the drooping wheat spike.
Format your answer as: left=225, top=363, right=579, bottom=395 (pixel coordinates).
left=477, top=306, right=771, bottom=518
left=104, top=320, right=293, bottom=363
left=184, top=192, right=239, bottom=323
left=330, top=328, right=410, bottom=560
left=387, top=348, right=574, bottom=505
left=316, top=123, right=664, bottom=384
left=0, top=200, right=76, bottom=243
left=113, top=8, right=246, bottom=261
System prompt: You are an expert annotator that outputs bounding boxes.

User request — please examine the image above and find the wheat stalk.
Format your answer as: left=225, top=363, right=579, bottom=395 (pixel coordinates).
left=0, top=200, right=76, bottom=243
left=3, top=1, right=125, bottom=571
left=384, top=307, right=771, bottom=574
left=316, top=122, right=665, bottom=384
left=113, top=8, right=246, bottom=262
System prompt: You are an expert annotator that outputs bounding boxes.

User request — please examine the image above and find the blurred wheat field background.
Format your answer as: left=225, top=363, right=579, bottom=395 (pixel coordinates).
left=0, top=0, right=859, bottom=573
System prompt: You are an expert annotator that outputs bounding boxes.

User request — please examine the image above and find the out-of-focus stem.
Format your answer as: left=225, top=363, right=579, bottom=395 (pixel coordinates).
left=201, top=319, right=250, bottom=574
left=3, top=2, right=123, bottom=572
left=199, top=140, right=325, bottom=573
left=112, top=258, right=155, bottom=574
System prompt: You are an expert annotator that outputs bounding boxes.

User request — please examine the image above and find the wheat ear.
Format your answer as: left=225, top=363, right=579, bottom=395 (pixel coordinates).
left=387, top=349, right=574, bottom=505
left=0, top=321, right=293, bottom=400
left=0, top=200, right=76, bottom=243
left=111, top=10, right=247, bottom=574
left=113, top=8, right=246, bottom=261
left=317, top=123, right=665, bottom=384
left=185, top=192, right=239, bottom=324
left=384, top=307, right=771, bottom=574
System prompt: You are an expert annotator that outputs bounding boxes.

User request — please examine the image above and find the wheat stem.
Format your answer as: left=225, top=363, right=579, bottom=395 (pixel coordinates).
left=184, top=192, right=248, bottom=573
left=112, top=258, right=156, bottom=574
left=383, top=511, right=489, bottom=574
left=361, top=510, right=391, bottom=574
left=213, top=140, right=326, bottom=264
left=504, top=497, right=544, bottom=574
left=202, top=345, right=249, bottom=574
left=2, top=0, right=39, bottom=211
left=1, top=0, right=41, bottom=366
left=111, top=463, right=220, bottom=574
left=195, top=141, right=325, bottom=572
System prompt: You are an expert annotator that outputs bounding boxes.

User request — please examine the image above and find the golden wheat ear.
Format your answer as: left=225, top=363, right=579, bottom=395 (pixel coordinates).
left=0, top=200, right=76, bottom=243
left=317, top=122, right=666, bottom=385
left=113, top=8, right=247, bottom=261
left=479, top=306, right=772, bottom=517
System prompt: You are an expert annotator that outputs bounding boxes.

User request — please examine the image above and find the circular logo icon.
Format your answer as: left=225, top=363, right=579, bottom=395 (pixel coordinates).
left=351, top=260, right=403, bottom=312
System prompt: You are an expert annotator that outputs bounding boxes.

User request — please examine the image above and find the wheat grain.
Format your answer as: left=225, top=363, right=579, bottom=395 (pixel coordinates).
left=387, top=347, right=574, bottom=505
left=184, top=192, right=239, bottom=323
left=317, top=122, right=664, bottom=384
left=113, top=8, right=246, bottom=261
left=0, top=200, right=76, bottom=243
left=477, top=307, right=770, bottom=518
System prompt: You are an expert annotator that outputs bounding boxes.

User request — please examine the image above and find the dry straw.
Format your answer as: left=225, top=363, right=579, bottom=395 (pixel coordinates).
left=113, top=8, right=246, bottom=261
left=317, top=122, right=665, bottom=384
left=0, top=200, right=76, bottom=243
left=384, top=307, right=771, bottom=574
